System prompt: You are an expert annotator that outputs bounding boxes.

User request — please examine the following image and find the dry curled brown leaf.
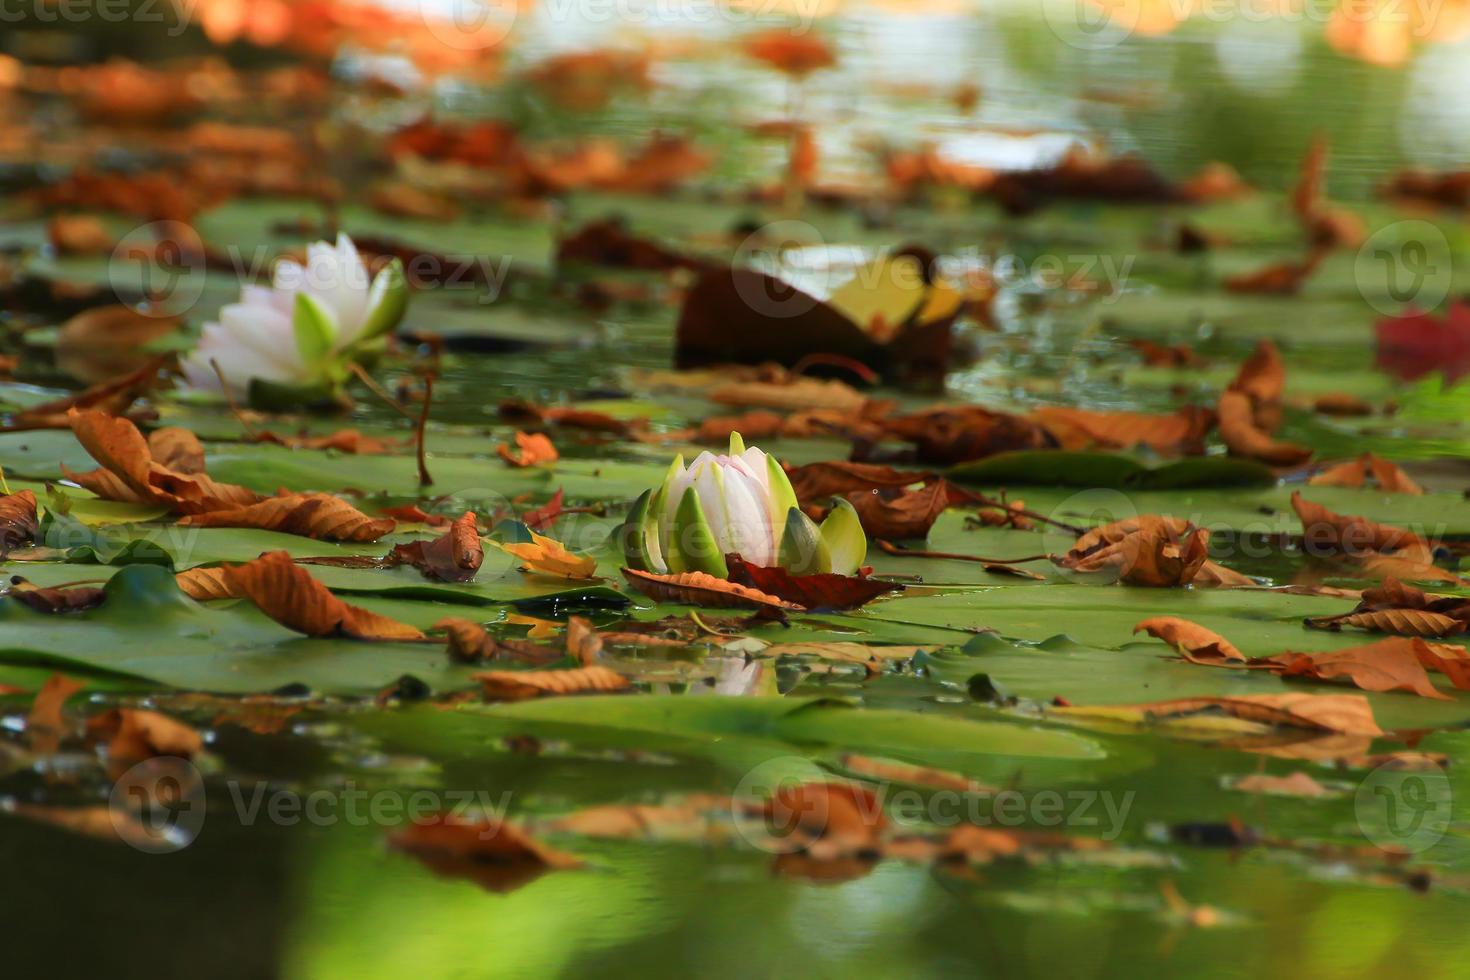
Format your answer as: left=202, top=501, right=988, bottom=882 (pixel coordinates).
left=1134, top=616, right=1245, bottom=662
left=1054, top=692, right=1383, bottom=736
left=1060, top=515, right=1210, bottom=587
left=785, top=461, right=934, bottom=506
left=620, top=567, right=802, bottom=611
left=179, top=493, right=396, bottom=542
left=85, top=708, right=204, bottom=761
left=475, top=665, right=630, bottom=701
left=1291, top=491, right=1432, bottom=560
left=1309, top=453, right=1423, bottom=495
left=497, top=431, right=559, bottom=467
left=389, top=511, right=482, bottom=581
left=0, top=489, right=39, bottom=554
left=146, top=427, right=206, bottom=475
left=221, top=551, right=424, bottom=641
left=844, top=480, right=958, bottom=540
left=26, top=673, right=84, bottom=754
left=1030, top=406, right=1211, bottom=455
left=10, top=580, right=107, bottom=614
left=66, top=408, right=260, bottom=514
left=1217, top=391, right=1311, bottom=466
left=175, top=566, right=235, bottom=601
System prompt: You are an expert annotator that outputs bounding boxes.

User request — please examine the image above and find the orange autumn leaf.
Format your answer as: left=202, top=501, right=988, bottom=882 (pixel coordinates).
left=1134, top=616, right=1245, bottom=662
left=1053, top=692, right=1383, bottom=737
left=475, top=665, right=630, bottom=702
left=250, top=429, right=405, bottom=454
left=146, top=427, right=206, bottom=475
left=620, top=568, right=802, bottom=611
left=1060, top=515, right=1210, bottom=587
left=742, top=29, right=836, bottom=77
left=389, top=511, right=483, bottom=582
left=66, top=409, right=260, bottom=515
left=1311, top=608, right=1464, bottom=638
left=1223, top=250, right=1326, bottom=296
left=1217, top=390, right=1312, bottom=466
left=47, top=214, right=113, bottom=255
left=844, top=480, right=956, bottom=539
left=1309, top=454, right=1423, bottom=495
left=175, top=566, right=235, bottom=601
left=1265, top=639, right=1453, bottom=701
left=497, top=431, right=559, bottom=467
left=1227, top=339, right=1285, bottom=430
left=85, top=708, right=204, bottom=761
left=0, top=489, right=38, bottom=554
left=26, top=673, right=84, bottom=754
left=1291, top=491, right=1432, bottom=560
left=179, top=493, right=396, bottom=542
left=220, top=551, right=425, bottom=641
left=495, top=530, right=597, bottom=579
left=1029, top=405, right=1210, bottom=455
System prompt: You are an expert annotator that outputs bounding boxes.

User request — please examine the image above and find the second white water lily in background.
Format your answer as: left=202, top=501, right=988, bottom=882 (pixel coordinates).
left=180, top=233, right=407, bottom=401
left=621, top=433, right=867, bottom=578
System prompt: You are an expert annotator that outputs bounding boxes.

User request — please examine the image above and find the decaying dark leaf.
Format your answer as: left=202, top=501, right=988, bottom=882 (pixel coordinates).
left=389, top=511, right=483, bottom=582
left=725, top=555, right=902, bottom=611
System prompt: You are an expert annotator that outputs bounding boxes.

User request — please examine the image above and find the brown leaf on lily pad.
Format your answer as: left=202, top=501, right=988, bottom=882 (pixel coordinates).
left=1227, top=339, right=1286, bottom=427
left=10, top=580, right=107, bottom=614
left=1134, top=617, right=1245, bottom=662
left=1060, top=515, right=1210, bottom=587
left=146, top=427, right=205, bottom=475
left=251, top=428, right=404, bottom=454
left=175, top=566, right=235, bottom=601
left=766, top=781, right=886, bottom=858
left=66, top=409, right=260, bottom=514
left=620, top=568, right=801, bottom=611
left=1228, top=772, right=1337, bottom=798
left=497, top=431, right=559, bottom=467
left=388, top=815, right=582, bottom=894
left=1291, top=492, right=1432, bottom=560
left=1053, top=692, right=1383, bottom=737
left=844, top=480, right=959, bottom=540
left=1223, top=250, right=1325, bottom=296
left=1217, top=391, right=1311, bottom=466
left=1029, top=406, right=1211, bottom=455
left=0, top=489, right=39, bottom=554
left=179, top=493, right=396, bottom=543
left=1307, top=608, right=1464, bottom=638
left=1265, top=639, right=1452, bottom=701
left=1309, top=454, right=1423, bottom=495
left=725, top=555, right=902, bottom=611
left=390, top=511, right=482, bottom=582
left=8, top=355, right=168, bottom=431
left=220, top=551, right=424, bottom=641
left=433, top=617, right=563, bottom=665
left=785, top=461, right=934, bottom=505
left=475, top=665, right=630, bottom=702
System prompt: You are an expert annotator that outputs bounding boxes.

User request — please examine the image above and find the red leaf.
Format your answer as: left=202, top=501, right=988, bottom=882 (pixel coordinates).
left=1375, top=302, right=1470, bottom=383
left=725, top=555, right=901, bottom=611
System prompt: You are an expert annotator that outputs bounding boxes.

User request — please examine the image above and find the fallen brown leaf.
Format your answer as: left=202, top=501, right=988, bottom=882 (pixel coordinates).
left=1309, top=454, right=1423, bottom=494
left=620, top=567, right=801, bottom=611
left=0, top=489, right=39, bottom=554
left=85, top=708, right=204, bottom=761
left=220, top=551, right=424, bottom=641
left=389, top=511, right=482, bottom=581
left=1134, top=616, right=1245, bottom=662
left=179, top=493, right=396, bottom=542
left=26, top=673, right=83, bottom=754
left=1217, top=390, right=1311, bottom=466
left=1060, top=515, right=1210, bottom=587
left=475, top=665, right=630, bottom=701
left=497, top=431, right=559, bottom=467
left=1292, top=491, right=1432, bottom=560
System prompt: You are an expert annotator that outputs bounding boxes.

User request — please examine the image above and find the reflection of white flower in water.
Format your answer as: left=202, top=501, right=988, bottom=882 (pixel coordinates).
left=621, top=433, right=867, bottom=578
left=181, top=234, right=406, bottom=397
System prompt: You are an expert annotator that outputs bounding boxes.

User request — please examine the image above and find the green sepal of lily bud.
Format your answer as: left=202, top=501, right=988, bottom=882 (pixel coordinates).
left=620, top=487, right=668, bottom=574
left=358, top=258, right=409, bottom=342
left=667, top=486, right=727, bottom=578
left=819, top=497, right=866, bottom=576
left=765, top=452, right=800, bottom=542
left=778, top=506, right=831, bottom=575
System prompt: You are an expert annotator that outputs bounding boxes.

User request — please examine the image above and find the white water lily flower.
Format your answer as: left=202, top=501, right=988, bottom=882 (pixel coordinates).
left=180, top=233, right=407, bottom=398
left=620, top=433, right=866, bottom=578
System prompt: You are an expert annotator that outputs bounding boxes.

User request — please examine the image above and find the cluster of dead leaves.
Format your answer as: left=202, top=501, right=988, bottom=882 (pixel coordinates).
left=64, top=409, right=401, bottom=543
left=1057, top=516, right=1252, bottom=588
left=1137, top=612, right=1470, bottom=702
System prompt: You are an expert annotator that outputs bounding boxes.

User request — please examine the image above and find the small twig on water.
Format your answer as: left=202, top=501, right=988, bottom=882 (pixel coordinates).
left=876, top=540, right=1053, bottom=564
left=415, top=374, right=435, bottom=488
